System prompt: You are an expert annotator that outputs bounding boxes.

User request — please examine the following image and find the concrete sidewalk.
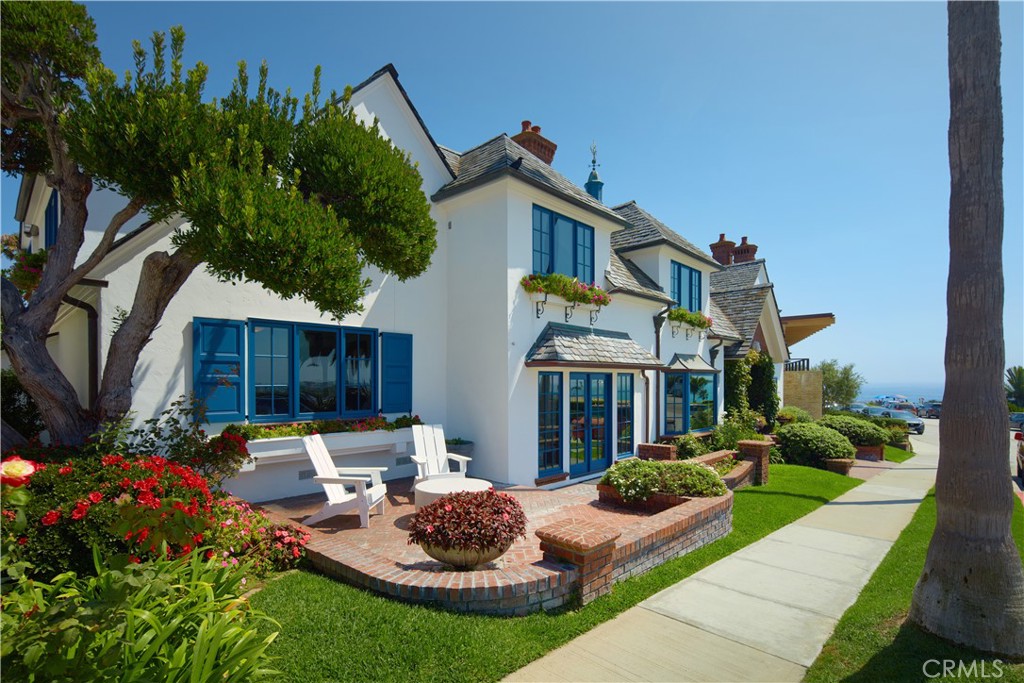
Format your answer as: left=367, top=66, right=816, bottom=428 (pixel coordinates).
left=505, top=437, right=939, bottom=683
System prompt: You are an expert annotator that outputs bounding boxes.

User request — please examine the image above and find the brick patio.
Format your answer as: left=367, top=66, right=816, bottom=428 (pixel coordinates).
left=258, top=477, right=732, bottom=615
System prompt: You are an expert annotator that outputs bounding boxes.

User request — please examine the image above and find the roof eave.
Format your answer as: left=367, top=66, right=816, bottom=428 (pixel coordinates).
left=614, top=238, right=722, bottom=269
left=606, top=287, right=676, bottom=305
left=526, top=360, right=664, bottom=370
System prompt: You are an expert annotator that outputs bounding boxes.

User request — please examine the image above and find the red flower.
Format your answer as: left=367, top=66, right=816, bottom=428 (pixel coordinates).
left=88, top=491, right=103, bottom=504
left=71, top=502, right=90, bottom=521
left=41, top=509, right=61, bottom=526
left=17, top=536, right=27, bottom=545
left=59, top=466, right=73, bottom=475
left=292, top=546, right=301, bottom=558
left=136, top=527, right=150, bottom=542
left=101, top=454, right=124, bottom=467
left=128, top=555, right=142, bottom=564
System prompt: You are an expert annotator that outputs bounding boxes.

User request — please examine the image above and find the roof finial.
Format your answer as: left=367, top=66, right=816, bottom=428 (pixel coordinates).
left=584, top=141, right=604, bottom=202
left=589, top=141, right=600, bottom=172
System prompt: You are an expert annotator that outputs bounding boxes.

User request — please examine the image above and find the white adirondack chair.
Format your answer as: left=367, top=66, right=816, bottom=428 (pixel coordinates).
left=411, top=424, right=472, bottom=484
left=301, top=435, right=388, bottom=528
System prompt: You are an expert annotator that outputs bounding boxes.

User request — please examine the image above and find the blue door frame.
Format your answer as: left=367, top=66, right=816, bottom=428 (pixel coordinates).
left=569, top=373, right=612, bottom=477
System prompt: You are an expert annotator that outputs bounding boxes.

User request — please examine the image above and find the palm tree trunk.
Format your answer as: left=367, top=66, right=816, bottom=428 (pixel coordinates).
left=908, top=1, right=1024, bottom=658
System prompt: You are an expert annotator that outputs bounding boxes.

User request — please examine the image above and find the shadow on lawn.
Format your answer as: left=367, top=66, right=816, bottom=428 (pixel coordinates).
left=737, top=488, right=835, bottom=505
left=845, top=621, right=1015, bottom=682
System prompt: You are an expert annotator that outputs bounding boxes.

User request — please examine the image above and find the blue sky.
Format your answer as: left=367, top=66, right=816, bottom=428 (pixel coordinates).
left=3, top=1, right=1022, bottom=388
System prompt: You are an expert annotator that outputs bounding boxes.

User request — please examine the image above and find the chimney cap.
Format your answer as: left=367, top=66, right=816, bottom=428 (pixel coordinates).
left=521, top=120, right=532, bottom=132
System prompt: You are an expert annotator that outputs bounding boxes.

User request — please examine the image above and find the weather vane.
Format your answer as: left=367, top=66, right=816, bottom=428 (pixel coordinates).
left=589, top=142, right=600, bottom=172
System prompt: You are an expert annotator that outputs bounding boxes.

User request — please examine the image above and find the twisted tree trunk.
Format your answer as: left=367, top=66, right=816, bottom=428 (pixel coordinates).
left=908, top=0, right=1024, bottom=658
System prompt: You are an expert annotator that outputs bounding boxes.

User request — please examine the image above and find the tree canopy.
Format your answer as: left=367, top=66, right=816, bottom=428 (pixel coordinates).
left=1, top=1, right=437, bottom=443
left=813, top=359, right=864, bottom=408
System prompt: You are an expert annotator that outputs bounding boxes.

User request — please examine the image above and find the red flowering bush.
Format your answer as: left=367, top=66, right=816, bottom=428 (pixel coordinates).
left=407, top=489, right=527, bottom=553
left=3, top=454, right=216, bottom=580
left=208, top=498, right=310, bottom=576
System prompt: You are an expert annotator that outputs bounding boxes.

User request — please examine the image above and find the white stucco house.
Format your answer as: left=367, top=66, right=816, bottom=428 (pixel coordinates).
left=11, top=64, right=763, bottom=500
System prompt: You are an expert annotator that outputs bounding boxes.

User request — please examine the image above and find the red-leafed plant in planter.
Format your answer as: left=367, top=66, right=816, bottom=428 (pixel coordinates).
left=407, top=489, right=527, bottom=569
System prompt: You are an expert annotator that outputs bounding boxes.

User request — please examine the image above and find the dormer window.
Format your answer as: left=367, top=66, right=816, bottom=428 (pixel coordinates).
left=670, top=260, right=701, bottom=312
left=532, top=205, right=594, bottom=284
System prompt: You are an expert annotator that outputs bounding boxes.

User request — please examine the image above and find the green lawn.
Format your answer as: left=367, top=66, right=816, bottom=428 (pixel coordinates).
left=805, top=492, right=1024, bottom=683
left=883, top=445, right=915, bottom=463
left=250, top=465, right=861, bottom=683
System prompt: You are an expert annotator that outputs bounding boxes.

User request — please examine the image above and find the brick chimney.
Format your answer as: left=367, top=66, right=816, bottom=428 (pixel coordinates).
left=709, top=233, right=736, bottom=265
left=511, top=120, right=557, bottom=165
left=732, top=236, right=759, bottom=263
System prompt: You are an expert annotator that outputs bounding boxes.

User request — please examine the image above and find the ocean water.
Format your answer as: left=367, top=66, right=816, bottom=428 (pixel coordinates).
left=857, top=382, right=945, bottom=403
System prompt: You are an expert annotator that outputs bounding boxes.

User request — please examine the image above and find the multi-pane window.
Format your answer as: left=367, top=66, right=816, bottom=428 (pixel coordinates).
left=670, top=261, right=702, bottom=312
left=252, top=323, right=292, bottom=419
left=538, top=373, right=562, bottom=476
left=664, top=372, right=717, bottom=435
left=343, top=329, right=375, bottom=416
left=617, top=374, right=633, bottom=456
left=297, top=328, right=338, bottom=414
left=532, top=205, right=595, bottom=284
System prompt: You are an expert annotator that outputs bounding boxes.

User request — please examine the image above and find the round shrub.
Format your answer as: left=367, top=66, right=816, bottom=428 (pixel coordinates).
left=660, top=461, right=728, bottom=497
left=777, top=406, right=813, bottom=423
left=818, top=415, right=890, bottom=447
left=674, top=434, right=710, bottom=460
left=776, top=422, right=855, bottom=467
left=407, top=489, right=527, bottom=552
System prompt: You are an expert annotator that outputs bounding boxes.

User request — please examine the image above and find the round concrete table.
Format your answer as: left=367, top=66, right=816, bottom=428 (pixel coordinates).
left=414, top=477, right=492, bottom=511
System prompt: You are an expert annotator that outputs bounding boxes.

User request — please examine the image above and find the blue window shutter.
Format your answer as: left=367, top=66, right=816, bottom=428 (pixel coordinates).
left=576, top=224, right=594, bottom=283
left=690, top=268, right=702, bottom=312
left=380, top=333, right=413, bottom=414
left=670, top=261, right=681, bottom=306
left=44, top=192, right=59, bottom=249
left=193, top=318, right=245, bottom=422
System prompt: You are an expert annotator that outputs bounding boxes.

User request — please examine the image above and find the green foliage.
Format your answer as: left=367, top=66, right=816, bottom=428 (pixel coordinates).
left=520, top=273, right=612, bottom=307
left=777, top=405, right=813, bottom=423
left=1, top=369, right=45, bottom=440
left=724, top=357, right=752, bottom=416
left=0, top=237, right=48, bottom=300
left=747, top=350, right=779, bottom=429
left=600, top=459, right=726, bottom=502
left=712, top=456, right=739, bottom=477
left=814, top=359, right=865, bottom=409
left=208, top=499, right=310, bottom=577
left=0, top=549, right=279, bottom=682
left=223, top=414, right=422, bottom=440
left=776, top=422, right=855, bottom=466
left=666, top=307, right=712, bottom=329
left=818, top=415, right=890, bottom=447
left=1007, top=366, right=1024, bottom=406
left=674, top=434, right=710, bottom=460
left=708, top=409, right=765, bottom=451
left=769, top=446, right=785, bottom=464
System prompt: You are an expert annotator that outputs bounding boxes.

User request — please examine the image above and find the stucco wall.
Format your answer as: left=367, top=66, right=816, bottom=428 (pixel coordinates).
left=783, top=370, right=823, bottom=419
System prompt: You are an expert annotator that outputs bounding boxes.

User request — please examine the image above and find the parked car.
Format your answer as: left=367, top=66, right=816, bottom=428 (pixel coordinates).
left=1016, top=432, right=1023, bottom=481
left=885, top=401, right=919, bottom=415
left=861, top=406, right=888, bottom=418
left=921, top=402, right=942, bottom=419
left=1010, top=412, right=1024, bottom=431
left=883, top=409, right=926, bottom=435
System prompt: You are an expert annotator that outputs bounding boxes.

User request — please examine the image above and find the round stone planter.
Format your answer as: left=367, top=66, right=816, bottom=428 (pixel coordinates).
left=824, top=458, right=856, bottom=476
left=418, top=541, right=510, bottom=569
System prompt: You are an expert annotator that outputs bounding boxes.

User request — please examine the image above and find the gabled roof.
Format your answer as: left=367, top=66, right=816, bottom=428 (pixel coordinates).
left=431, top=135, right=627, bottom=226
left=348, top=64, right=455, bottom=179
left=438, top=145, right=462, bottom=177
left=710, top=284, right=773, bottom=356
left=706, top=299, right=741, bottom=341
left=709, top=259, right=764, bottom=292
left=526, top=322, right=663, bottom=369
left=610, top=202, right=720, bottom=268
left=606, top=252, right=675, bottom=304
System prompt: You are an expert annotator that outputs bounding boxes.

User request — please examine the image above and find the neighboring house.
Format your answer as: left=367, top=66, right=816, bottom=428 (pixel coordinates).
left=9, top=64, right=751, bottom=498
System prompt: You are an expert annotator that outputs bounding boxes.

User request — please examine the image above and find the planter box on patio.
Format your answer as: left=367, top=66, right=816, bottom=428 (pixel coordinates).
left=224, top=428, right=416, bottom=502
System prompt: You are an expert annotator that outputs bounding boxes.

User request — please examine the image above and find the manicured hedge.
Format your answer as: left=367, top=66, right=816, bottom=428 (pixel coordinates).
left=776, top=423, right=856, bottom=467
left=818, top=415, right=890, bottom=447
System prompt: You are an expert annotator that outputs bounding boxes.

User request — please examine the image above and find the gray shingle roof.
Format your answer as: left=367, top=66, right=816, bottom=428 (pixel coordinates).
left=706, top=299, right=741, bottom=341
left=709, top=259, right=764, bottom=292
left=606, top=252, right=675, bottom=304
left=438, top=145, right=462, bottom=177
left=431, top=135, right=626, bottom=226
left=710, top=285, right=773, bottom=356
left=526, top=323, right=663, bottom=368
left=610, top=202, right=720, bottom=268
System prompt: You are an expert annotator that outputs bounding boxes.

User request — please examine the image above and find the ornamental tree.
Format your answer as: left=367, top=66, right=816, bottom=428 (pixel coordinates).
left=1, top=2, right=436, bottom=445
left=813, top=358, right=865, bottom=409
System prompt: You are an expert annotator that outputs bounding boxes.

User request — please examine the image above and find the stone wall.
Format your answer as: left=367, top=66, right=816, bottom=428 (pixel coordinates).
left=784, top=369, right=824, bottom=419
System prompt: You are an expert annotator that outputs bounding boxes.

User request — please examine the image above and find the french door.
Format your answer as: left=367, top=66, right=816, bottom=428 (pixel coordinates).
left=569, top=373, right=612, bottom=477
